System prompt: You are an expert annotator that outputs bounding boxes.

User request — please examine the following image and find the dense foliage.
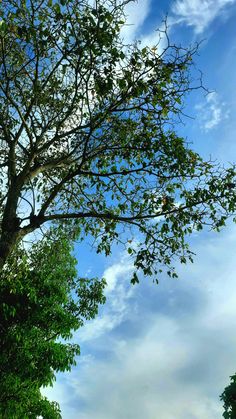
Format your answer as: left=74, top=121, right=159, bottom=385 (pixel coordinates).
left=0, top=0, right=235, bottom=282
left=221, top=374, right=236, bottom=419
left=0, top=232, right=106, bottom=417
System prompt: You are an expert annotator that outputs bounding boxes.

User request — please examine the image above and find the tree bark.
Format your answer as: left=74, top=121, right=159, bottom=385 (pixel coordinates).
left=0, top=231, right=20, bottom=270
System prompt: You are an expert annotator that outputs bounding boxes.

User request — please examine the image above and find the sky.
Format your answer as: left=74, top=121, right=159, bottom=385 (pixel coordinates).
left=43, top=1, right=236, bottom=418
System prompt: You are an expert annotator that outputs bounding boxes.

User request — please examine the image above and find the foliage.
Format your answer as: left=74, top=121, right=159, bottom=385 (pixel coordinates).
left=0, top=231, right=106, bottom=417
left=221, top=374, right=236, bottom=419
left=0, top=0, right=235, bottom=416
left=0, top=0, right=235, bottom=280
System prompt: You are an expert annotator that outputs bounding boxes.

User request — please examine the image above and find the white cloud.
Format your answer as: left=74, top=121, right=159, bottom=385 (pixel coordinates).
left=118, top=0, right=167, bottom=53
left=74, top=253, right=134, bottom=342
left=44, top=224, right=236, bottom=419
left=66, top=318, right=225, bottom=419
left=171, top=0, right=235, bottom=33
left=196, top=92, right=227, bottom=131
left=139, top=22, right=168, bottom=53
left=121, top=1, right=167, bottom=51
left=120, top=0, right=151, bottom=43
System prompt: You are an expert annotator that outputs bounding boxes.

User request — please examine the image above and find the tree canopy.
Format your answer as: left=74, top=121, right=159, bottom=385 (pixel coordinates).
left=0, top=0, right=235, bottom=282
left=0, top=230, right=106, bottom=417
left=221, top=373, right=236, bottom=419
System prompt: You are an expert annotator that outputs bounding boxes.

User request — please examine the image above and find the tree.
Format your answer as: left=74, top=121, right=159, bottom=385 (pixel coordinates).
left=221, top=374, right=236, bottom=419
left=0, top=230, right=106, bottom=417
left=0, top=0, right=235, bottom=281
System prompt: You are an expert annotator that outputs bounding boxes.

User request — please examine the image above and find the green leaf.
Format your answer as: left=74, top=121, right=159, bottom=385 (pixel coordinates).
left=53, top=3, right=61, bottom=14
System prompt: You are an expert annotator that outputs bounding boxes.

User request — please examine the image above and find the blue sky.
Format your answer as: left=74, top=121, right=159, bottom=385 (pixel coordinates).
left=43, top=1, right=236, bottom=417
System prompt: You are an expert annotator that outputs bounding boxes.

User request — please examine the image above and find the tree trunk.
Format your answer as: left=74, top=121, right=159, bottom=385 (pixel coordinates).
left=0, top=230, right=22, bottom=270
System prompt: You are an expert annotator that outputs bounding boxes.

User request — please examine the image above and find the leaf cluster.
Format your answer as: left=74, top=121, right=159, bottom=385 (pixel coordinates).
left=0, top=231, right=106, bottom=417
left=221, top=374, right=236, bottom=419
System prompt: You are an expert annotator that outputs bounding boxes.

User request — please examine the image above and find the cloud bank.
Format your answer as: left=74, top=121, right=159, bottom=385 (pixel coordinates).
left=43, top=224, right=236, bottom=419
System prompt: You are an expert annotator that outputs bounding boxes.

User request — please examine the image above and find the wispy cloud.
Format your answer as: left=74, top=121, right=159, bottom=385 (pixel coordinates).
left=120, top=0, right=151, bottom=43
left=74, top=253, right=134, bottom=342
left=170, top=0, right=236, bottom=34
left=196, top=92, right=227, bottom=131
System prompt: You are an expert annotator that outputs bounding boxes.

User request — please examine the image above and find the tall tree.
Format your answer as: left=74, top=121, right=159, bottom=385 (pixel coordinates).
left=0, top=230, right=106, bottom=417
left=0, top=0, right=235, bottom=281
